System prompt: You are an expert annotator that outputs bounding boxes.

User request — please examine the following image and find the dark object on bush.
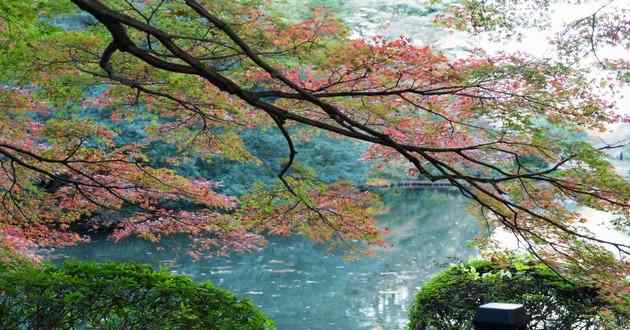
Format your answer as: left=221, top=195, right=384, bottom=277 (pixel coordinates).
left=408, top=259, right=629, bottom=330
left=0, top=261, right=275, bottom=330
left=473, top=303, right=526, bottom=330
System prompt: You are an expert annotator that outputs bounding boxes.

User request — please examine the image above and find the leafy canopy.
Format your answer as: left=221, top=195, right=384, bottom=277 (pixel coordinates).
left=0, top=0, right=629, bottom=300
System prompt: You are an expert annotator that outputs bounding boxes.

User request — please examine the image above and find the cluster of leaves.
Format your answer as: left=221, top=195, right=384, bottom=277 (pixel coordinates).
left=0, top=1, right=243, bottom=255
left=0, top=0, right=386, bottom=258
left=0, top=259, right=275, bottom=330
left=408, top=257, right=629, bottom=330
left=238, top=176, right=384, bottom=257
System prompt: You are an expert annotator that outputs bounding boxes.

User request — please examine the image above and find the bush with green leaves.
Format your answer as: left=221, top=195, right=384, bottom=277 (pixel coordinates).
left=408, top=259, right=629, bottom=330
left=0, top=261, right=275, bottom=330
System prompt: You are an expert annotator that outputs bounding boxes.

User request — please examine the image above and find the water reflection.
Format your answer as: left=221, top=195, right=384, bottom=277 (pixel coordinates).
left=54, top=190, right=479, bottom=330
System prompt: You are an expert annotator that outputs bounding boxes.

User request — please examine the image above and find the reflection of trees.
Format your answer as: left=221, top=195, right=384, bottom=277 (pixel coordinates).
left=350, top=190, right=479, bottom=328
left=57, top=190, right=479, bottom=330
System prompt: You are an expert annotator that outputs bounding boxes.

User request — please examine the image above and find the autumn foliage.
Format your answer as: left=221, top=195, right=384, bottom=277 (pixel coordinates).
left=0, top=0, right=629, bottom=302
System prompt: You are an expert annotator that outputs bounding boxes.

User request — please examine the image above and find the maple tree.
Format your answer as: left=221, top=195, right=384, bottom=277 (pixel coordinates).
left=0, top=0, right=629, bottom=301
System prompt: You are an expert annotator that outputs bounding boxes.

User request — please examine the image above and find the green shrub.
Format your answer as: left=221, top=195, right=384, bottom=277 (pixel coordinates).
left=0, top=261, right=275, bottom=330
left=408, top=259, right=629, bottom=330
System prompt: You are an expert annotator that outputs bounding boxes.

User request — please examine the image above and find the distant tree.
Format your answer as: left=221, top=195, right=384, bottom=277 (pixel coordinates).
left=0, top=0, right=629, bottom=301
left=434, top=0, right=630, bottom=67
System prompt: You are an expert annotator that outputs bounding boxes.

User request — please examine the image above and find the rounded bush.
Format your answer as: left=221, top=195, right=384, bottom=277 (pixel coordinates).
left=0, top=261, right=275, bottom=330
left=408, top=259, right=629, bottom=330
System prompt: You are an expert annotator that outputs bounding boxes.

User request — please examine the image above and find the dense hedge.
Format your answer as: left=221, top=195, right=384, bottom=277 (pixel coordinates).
left=0, top=261, right=275, bottom=330
left=408, top=259, right=629, bottom=330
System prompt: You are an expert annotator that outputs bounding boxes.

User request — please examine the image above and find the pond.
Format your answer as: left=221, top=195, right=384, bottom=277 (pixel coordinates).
left=54, top=190, right=479, bottom=330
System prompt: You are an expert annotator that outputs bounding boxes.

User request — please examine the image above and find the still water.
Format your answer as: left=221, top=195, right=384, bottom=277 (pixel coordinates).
left=55, top=190, right=479, bottom=330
